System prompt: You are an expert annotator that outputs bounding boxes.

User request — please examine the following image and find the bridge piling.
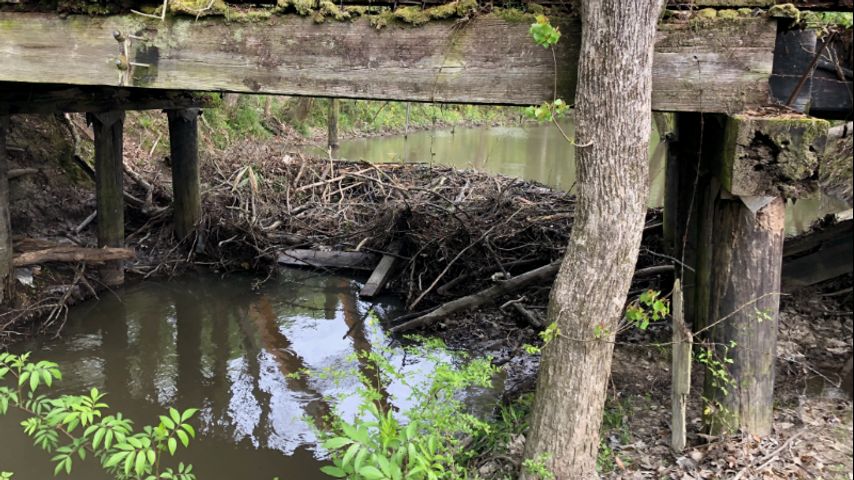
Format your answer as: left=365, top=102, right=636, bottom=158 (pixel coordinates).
left=698, top=114, right=828, bottom=436
left=87, top=111, right=126, bottom=286
left=166, top=108, right=202, bottom=240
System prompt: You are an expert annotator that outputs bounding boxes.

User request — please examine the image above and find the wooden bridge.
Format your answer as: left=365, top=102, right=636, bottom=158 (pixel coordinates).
left=1, top=0, right=852, bottom=438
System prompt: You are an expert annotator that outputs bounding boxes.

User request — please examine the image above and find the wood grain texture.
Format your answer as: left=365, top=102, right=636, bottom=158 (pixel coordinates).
left=670, top=279, right=692, bottom=453
left=0, top=12, right=775, bottom=112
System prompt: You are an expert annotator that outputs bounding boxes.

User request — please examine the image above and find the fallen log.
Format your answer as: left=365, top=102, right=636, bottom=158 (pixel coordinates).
left=13, top=246, right=135, bottom=267
left=390, top=262, right=560, bottom=333
left=390, top=263, right=676, bottom=333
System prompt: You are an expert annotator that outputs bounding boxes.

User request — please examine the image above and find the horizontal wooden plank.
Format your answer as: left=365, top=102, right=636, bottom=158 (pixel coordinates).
left=0, top=83, right=214, bottom=113
left=0, top=12, right=775, bottom=112
left=277, top=249, right=379, bottom=270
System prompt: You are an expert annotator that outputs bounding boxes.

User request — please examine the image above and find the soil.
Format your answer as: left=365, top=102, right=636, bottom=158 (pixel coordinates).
left=2, top=113, right=852, bottom=479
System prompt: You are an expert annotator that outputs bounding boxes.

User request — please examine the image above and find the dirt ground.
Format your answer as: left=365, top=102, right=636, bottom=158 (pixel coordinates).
left=2, top=113, right=852, bottom=479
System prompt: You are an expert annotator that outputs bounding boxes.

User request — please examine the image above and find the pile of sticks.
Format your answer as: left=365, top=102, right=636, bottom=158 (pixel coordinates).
left=142, top=140, right=668, bottom=330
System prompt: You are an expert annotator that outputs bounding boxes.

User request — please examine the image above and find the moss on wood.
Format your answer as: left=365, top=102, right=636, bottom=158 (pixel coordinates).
left=720, top=113, right=830, bottom=198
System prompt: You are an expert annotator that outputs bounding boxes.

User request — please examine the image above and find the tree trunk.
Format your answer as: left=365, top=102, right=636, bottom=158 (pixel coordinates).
left=521, top=2, right=664, bottom=478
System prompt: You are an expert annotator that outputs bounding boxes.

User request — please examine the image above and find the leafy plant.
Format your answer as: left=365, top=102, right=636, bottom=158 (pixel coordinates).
left=0, top=352, right=198, bottom=480
left=624, top=289, right=669, bottom=331
left=529, top=15, right=560, bottom=48
left=309, top=323, right=497, bottom=479
left=522, top=453, right=555, bottom=480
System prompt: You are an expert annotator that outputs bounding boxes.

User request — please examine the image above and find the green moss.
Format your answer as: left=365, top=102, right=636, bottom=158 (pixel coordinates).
left=718, top=9, right=739, bottom=20
left=344, top=6, right=370, bottom=17
left=493, top=7, right=533, bottom=23
left=318, top=0, right=351, bottom=22
left=169, top=0, right=228, bottom=17
left=768, top=3, right=799, bottom=21
left=225, top=9, right=274, bottom=23
left=697, top=8, right=717, bottom=19
left=393, top=6, right=430, bottom=25
left=526, top=3, right=545, bottom=15
left=369, top=9, right=395, bottom=29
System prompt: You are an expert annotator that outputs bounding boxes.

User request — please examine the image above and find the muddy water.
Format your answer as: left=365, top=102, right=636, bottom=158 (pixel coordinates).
left=334, top=120, right=849, bottom=234
left=0, top=271, right=451, bottom=479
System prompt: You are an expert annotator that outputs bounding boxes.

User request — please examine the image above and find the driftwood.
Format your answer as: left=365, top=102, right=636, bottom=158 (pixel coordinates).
left=13, top=246, right=135, bottom=267
left=390, top=263, right=675, bottom=333
left=391, top=262, right=561, bottom=333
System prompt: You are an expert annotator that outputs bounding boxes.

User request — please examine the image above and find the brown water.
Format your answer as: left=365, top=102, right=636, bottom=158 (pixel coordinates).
left=0, top=271, right=453, bottom=479
left=331, top=120, right=849, bottom=235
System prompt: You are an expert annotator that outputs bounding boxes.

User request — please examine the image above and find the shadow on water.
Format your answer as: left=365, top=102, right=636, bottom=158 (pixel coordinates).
left=0, top=270, right=443, bottom=479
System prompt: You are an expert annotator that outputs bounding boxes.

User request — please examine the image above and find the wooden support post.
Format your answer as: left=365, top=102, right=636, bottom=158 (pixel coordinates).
left=671, top=279, right=691, bottom=452
left=0, top=114, right=13, bottom=304
left=663, top=113, right=722, bottom=331
left=327, top=99, right=339, bottom=151
left=87, top=111, right=125, bottom=286
left=166, top=108, right=201, bottom=240
left=704, top=196, right=784, bottom=436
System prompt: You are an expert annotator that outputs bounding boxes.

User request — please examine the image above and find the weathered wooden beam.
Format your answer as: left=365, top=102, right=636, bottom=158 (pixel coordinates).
left=166, top=108, right=201, bottom=240
left=669, top=0, right=852, bottom=8
left=704, top=196, right=784, bottom=437
left=360, top=241, right=401, bottom=298
left=670, top=279, right=691, bottom=453
left=0, top=115, right=13, bottom=304
left=719, top=113, right=829, bottom=198
left=12, top=246, right=136, bottom=267
left=86, top=111, right=126, bottom=286
left=0, top=83, right=214, bottom=114
left=0, top=12, right=776, bottom=112
left=277, top=249, right=379, bottom=270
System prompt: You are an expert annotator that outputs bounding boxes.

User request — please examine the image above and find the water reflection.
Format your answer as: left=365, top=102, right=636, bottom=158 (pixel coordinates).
left=335, top=119, right=845, bottom=232
left=1, top=271, right=442, bottom=479
left=336, top=119, right=666, bottom=206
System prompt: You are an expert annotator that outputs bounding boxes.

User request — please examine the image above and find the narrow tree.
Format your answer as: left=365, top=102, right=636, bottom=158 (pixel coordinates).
left=522, top=2, right=664, bottom=478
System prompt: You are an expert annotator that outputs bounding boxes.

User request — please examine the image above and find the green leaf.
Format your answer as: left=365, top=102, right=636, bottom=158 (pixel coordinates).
left=168, top=437, right=178, bottom=456
left=358, top=466, right=385, bottom=480
left=319, top=466, right=347, bottom=478
left=180, top=408, right=198, bottom=422
left=175, top=429, right=190, bottom=448
left=160, top=415, right=176, bottom=430
left=323, top=437, right=353, bottom=450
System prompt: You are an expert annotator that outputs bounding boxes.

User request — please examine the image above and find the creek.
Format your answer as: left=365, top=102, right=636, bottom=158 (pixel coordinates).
left=0, top=271, right=455, bottom=479
left=332, top=120, right=849, bottom=235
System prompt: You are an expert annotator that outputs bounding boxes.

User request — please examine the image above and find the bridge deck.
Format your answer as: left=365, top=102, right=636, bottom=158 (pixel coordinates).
left=0, top=12, right=776, bottom=112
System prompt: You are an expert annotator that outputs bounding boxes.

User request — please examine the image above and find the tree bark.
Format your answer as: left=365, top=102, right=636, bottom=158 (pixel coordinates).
left=521, top=2, right=664, bottom=478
